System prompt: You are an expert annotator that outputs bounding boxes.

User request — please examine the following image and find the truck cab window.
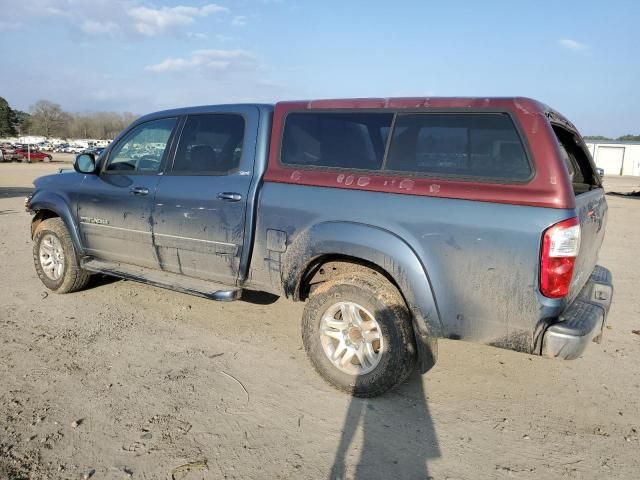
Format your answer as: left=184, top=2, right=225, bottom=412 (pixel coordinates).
left=171, top=114, right=245, bottom=175
left=105, top=117, right=177, bottom=173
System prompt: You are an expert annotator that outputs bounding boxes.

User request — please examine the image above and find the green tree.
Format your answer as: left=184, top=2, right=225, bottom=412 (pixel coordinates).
left=617, top=134, right=640, bottom=142
left=583, top=135, right=612, bottom=141
left=14, top=110, right=31, bottom=135
left=0, top=96, right=18, bottom=136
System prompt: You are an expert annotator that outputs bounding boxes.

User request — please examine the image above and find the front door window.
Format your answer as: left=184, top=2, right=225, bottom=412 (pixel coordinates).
left=105, top=117, right=177, bottom=173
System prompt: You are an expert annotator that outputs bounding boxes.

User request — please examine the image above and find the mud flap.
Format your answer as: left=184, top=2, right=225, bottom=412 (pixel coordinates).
left=414, top=328, right=438, bottom=374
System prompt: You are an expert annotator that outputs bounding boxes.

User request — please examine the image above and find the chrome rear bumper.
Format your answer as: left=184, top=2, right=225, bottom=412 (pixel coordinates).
left=542, top=266, right=613, bottom=360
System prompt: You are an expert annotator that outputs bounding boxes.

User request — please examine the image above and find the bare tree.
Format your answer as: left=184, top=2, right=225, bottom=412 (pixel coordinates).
left=30, top=100, right=70, bottom=137
left=24, top=98, right=139, bottom=140
left=69, top=114, right=94, bottom=139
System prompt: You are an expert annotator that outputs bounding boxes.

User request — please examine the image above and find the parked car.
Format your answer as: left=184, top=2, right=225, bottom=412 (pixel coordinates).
left=53, top=144, right=69, bottom=153
left=82, top=147, right=105, bottom=157
left=62, top=145, right=83, bottom=154
left=13, top=147, right=53, bottom=162
left=26, top=98, right=613, bottom=397
left=0, top=143, right=14, bottom=162
left=596, top=167, right=605, bottom=177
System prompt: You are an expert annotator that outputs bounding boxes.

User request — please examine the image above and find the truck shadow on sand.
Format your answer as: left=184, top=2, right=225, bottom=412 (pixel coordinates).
left=330, top=307, right=440, bottom=479
left=330, top=372, right=440, bottom=479
left=606, top=191, right=640, bottom=200
left=0, top=187, right=33, bottom=199
left=82, top=275, right=280, bottom=306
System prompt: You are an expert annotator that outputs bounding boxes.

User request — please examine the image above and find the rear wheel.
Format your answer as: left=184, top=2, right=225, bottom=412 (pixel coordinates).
left=43, top=155, right=52, bottom=163
left=33, top=218, right=90, bottom=293
left=302, top=270, right=417, bottom=397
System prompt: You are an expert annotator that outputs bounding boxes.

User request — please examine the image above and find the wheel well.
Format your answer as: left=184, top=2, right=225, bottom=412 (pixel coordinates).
left=297, top=254, right=404, bottom=302
left=31, top=209, right=59, bottom=238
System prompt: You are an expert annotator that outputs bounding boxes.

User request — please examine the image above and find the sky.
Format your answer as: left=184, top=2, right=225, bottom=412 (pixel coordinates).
left=0, top=0, right=638, bottom=137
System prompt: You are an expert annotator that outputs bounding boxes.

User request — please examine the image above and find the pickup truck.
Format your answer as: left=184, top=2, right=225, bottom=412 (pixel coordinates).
left=26, top=97, right=613, bottom=397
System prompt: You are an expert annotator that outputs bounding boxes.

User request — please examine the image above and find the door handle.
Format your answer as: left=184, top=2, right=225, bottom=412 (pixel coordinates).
left=130, top=186, right=149, bottom=196
left=217, top=192, right=242, bottom=202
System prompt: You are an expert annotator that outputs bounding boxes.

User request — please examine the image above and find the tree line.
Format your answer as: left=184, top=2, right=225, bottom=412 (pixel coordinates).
left=0, top=97, right=138, bottom=140
left=582, top=134, right=640, bottom=142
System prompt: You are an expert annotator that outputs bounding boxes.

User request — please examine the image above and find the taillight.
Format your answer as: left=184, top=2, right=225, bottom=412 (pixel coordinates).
left=540, top=217, right=581, bottom=298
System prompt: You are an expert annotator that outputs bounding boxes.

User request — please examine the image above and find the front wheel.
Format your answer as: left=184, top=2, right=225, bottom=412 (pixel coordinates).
left=302, top=270, right=417, bottom=397
left=33, top=218, right=90, bottom=293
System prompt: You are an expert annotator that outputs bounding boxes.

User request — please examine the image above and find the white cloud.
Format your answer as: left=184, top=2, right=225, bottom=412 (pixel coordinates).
left=145, top=49, right=257, bottom=73
left=81, top=19, right=119, bottom=36
left=231, top=15, right=248, bottom=27
left=187, top=32, right=209, bottom=40
left=127, top=4, right=228, bottom=36
left=559, top=38, right=589, bottom=52
left=0, top=1, right=230, bottom=38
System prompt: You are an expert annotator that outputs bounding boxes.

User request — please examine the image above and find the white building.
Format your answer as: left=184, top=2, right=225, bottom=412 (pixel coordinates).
left=585, top=141, right=640, bottom=176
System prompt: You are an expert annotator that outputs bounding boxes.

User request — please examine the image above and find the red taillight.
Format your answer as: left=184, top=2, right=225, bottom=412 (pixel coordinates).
left=540, top=217, right=581, bottom=298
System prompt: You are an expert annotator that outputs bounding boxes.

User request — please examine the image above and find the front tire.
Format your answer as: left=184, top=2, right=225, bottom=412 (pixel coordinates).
left=302, top=271, right=417, bottom=397
left=33, top=218, right=90, bottom=293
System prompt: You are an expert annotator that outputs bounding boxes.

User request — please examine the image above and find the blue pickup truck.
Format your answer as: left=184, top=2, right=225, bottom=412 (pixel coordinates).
left=26, top=97, right=613, bottom=397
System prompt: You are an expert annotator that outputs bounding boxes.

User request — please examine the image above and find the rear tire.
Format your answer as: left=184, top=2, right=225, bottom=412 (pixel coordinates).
left=33, top=218, right=90, bottom=293
left=302, top=270, right=417, bottom=397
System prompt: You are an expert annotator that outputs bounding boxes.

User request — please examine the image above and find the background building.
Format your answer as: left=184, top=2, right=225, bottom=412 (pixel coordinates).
left=585, top=141, right=640, bottom=176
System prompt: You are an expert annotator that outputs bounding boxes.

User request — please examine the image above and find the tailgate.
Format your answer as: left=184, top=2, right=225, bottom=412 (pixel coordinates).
left=570, top=188, right=607, bottom=300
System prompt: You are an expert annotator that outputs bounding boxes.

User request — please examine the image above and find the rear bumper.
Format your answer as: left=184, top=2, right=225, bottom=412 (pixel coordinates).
left=541, top=265, right=613, bottom=360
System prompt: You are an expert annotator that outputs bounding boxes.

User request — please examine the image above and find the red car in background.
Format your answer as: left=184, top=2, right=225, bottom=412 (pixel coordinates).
left=1, top=146, right=53, bottom=162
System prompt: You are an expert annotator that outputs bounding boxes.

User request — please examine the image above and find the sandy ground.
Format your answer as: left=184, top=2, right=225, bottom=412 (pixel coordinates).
left=1, top=163, right=639, bottom=479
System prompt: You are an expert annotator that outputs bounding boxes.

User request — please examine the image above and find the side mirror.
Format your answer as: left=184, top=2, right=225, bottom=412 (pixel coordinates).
left=74, top=153, right=97, bottom=174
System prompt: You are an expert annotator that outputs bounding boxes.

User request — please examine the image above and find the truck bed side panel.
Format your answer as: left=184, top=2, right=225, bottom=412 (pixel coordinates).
left=250, top=183, right=574, bottom=351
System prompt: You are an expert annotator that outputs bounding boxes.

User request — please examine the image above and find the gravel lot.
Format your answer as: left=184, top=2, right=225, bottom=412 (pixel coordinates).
left=1, top=163, right=639, bottom=479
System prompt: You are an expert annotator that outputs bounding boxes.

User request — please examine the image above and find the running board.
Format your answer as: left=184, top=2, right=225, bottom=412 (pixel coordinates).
left=82, top=259, right=242, bottom=302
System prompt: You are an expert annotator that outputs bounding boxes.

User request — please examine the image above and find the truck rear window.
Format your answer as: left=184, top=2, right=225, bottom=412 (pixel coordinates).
left=281, top=112, right=532, bottom=181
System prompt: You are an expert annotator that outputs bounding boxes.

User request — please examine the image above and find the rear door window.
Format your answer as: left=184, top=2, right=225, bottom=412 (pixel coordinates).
left=171, top=114, right=245, bottom=175
left=384, top=113, right=531, bottom=180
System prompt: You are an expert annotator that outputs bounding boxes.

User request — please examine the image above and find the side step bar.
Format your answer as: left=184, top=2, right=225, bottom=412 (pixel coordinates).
left=82, top=258, right=242, bottom=302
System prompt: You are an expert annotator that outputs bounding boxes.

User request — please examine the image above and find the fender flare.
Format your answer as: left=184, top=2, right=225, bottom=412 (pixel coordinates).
left=29, top=191, right=84, bottom=255
left=283, top=221, right=444, bottom=340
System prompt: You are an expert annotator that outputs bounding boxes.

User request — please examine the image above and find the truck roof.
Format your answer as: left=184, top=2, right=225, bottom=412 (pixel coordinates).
left=138, top=97, right=576, bottom=134
left=136, top=103, right=274, bottom=124
left=277, top=96, right=547, bottom=109
left=274, top=97, right=576, bottom=132
left=113, top=96, right=573, bottom=134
